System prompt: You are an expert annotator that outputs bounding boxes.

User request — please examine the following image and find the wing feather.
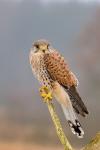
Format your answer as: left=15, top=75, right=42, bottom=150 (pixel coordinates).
left=44, top=51, right=88, bottom=117
left=44, top=51, right=78, bottom=87
left=66, top=85, right=89, bottom=116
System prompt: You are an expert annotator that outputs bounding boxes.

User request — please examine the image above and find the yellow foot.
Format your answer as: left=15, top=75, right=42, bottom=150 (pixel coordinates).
left=39, top=86, right=52, bottom=102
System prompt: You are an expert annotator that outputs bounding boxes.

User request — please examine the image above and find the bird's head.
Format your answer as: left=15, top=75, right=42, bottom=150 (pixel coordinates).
left=32, top=39, right=50, bottom=53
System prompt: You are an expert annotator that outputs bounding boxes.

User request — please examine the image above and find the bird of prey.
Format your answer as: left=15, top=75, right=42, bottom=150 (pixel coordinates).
left=29, top=39, right=89, bottom=138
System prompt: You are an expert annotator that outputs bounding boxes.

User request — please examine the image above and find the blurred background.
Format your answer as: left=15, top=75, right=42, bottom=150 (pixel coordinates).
left=0, top=0, right=100, bottom=149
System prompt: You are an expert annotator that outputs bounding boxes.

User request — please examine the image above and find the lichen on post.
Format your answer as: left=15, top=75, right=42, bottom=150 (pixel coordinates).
left=39, top=86, right=73, bottom=150
left=82, top=132, right=100, bottom=150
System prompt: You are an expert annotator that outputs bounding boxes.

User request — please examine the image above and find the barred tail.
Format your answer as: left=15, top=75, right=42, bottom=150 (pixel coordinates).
left=61, top=104, right=84, bottom=138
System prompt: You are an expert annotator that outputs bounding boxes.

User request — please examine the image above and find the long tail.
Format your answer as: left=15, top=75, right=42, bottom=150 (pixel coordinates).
left=53, top=82, right=84, bottom=138
left=61, top=104, right=84, bottom=138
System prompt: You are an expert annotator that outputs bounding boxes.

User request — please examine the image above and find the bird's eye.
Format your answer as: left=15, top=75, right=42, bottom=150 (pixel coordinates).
left=35, top=45, right=39, bottom=49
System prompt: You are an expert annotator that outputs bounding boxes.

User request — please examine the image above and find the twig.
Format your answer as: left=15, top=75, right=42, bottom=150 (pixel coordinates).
left=82, top=132, right=100, bottom=150
left=40, top=86, right=73, bottom=150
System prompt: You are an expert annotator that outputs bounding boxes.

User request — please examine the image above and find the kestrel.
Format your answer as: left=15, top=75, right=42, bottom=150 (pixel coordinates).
left=29, top=39, right=89, bottom=138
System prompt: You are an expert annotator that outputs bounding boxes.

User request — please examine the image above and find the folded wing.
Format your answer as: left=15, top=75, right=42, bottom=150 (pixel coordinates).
left=44, top=51, right=88, bottom=117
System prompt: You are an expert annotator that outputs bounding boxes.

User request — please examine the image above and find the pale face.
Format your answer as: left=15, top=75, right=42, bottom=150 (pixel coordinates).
left=33, top=40, right=50, bottom=53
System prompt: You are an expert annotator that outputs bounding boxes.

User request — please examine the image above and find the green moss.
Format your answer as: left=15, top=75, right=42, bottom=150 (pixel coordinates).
left=47, top=101, right=73, bottom=150
left=39, top=86, right=100, bottom=150
left=82, top=132, right=100, bottom=150
left=40, top=86, right=73, bottom=150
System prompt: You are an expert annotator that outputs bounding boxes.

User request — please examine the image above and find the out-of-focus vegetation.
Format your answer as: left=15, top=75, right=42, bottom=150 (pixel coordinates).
left=0, top=0, right=100, bottom=150
left=0, top=142, right=62, bottom=150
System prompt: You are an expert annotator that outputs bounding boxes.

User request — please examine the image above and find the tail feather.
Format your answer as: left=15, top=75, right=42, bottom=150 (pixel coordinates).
left=61, top=104, right=84, bottom=138
left=53, top=82, right=84, bottom=138
left=68, top=120, right=84, bottom=138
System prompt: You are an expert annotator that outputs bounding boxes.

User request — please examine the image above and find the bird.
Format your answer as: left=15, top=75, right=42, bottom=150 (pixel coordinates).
left=29, top=39, right=89, bottom=138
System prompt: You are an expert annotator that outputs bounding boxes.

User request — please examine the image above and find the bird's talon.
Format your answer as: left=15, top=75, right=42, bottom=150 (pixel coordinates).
left=40, top=86, right=52, bottom=102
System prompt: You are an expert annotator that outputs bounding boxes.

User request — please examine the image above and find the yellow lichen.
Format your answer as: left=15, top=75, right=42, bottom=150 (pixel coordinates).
left=40, top=86, right=73, bottom=150
left=39, top=86, right=100, bottom=150
left=82, top=132, right=100, bottom=150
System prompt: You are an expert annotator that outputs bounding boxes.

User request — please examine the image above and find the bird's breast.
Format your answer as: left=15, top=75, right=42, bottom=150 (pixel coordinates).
left=30, top=51, right=43, bottom=75
left=29, top=51, right=53, bottom=88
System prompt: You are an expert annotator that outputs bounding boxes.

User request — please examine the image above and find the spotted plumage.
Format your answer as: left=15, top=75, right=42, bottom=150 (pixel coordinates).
left=29, top=39, right=89, bottom=138
left=44, top=51, right=78, bottom=87
left=30, top=54, right=52, bottom=90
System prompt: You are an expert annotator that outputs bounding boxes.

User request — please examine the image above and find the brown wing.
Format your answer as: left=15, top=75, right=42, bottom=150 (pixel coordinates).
left=44, top=51, right=88, bottom=117
left=44, top=51, right=78, bottom=87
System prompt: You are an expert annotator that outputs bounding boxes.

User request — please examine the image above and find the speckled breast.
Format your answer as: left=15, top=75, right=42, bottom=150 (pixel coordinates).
left=30, top=51, right=53, bottom=89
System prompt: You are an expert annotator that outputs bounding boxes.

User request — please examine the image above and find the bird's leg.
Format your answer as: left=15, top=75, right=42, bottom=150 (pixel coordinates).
left=39, top=86, right=52, bottom=102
